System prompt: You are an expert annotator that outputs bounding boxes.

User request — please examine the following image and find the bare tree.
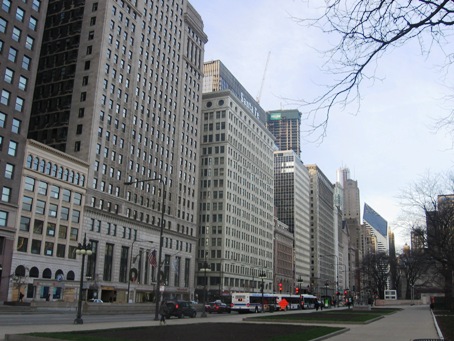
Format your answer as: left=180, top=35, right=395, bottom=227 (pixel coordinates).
left=398, top=249, right=431, bottom=299
left=295, top=1, right=454, bottom=141
left=400, top=171, right=454, bottom=307
left=361, top=251, right=390, bottom=299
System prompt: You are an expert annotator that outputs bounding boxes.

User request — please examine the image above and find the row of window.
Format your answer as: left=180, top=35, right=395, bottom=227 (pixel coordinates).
left=26, top=155, right=86, bottom=187
left=1, top=0, right=41, bottom=14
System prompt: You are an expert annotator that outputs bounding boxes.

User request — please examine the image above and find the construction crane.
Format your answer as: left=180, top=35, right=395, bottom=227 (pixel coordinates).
left=256, top=51, right=271, bottom=104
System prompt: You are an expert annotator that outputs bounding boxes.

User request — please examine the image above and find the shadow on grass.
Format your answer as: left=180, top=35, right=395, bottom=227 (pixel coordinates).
left=26, top=323, right=345, bottom=341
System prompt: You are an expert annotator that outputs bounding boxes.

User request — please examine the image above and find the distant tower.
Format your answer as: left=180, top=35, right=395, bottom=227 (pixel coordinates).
left=266, top=110, right=301, bottom=157
left=363, top=203, right=389, bottom=253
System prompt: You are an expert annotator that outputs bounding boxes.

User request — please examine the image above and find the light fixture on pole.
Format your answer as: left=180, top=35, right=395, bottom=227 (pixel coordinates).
left=200, top=253, right=210, bottom=318
left=124, top=177, right=165, bottom=321
left=74, top=233, right=92, bottom=324
left=259, top=270, right=267, bottom=313
left=127, top=240, right=153, bottom=303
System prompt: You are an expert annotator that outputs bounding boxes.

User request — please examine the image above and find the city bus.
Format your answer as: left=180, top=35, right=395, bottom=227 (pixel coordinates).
left=275, top=294, right=301, bottom=310
left=301, top=294, right=318, bottom=309
left=231, top=293, right=277, bottom=313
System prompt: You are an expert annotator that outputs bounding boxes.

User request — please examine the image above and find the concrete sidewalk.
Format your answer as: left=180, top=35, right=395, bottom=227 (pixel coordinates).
left=1, top=304, right=443, bottom=341
left=327, top=304, right=442, bottom=341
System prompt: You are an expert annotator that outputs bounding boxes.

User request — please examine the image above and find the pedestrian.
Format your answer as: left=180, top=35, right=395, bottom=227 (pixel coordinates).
left=314, top=300, right=319, bottom=311
left=159, top=301, right=169, bottom=325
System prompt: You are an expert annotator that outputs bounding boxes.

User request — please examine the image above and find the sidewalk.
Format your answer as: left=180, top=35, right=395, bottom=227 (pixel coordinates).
left=326, top=304, right=441, bottom=341
left=1, top=304, right=442, bottom=341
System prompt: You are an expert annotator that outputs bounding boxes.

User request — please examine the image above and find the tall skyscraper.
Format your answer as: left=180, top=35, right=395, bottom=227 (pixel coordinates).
left=306, top=164, right=336, bottom=296
left=199, top=60, right=275, bottom=296
left=0, top=0, right=49, bottom=302
left=363, top=203, right=388, bottom=253
left=274, top=150, right=310, bottom=288
left=3, top=0, right=207, bottom=303
left=266, top=109, right=301, bottom=157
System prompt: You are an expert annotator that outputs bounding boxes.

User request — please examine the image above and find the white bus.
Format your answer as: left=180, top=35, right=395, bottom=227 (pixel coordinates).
left=275, top=294, right=301, bottom=311
left=301, top=294, right=318, bottom=309
left=231, top=293, right=277, bottom=313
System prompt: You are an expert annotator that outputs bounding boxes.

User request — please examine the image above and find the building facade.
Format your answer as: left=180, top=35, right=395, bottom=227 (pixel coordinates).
left=266, top=110, right=301, bottom=157
left=198, top=60, right=275, bottom=299
left=0, top=0, right=49, bottom=302
left=3, top=0, right=207, bottom=303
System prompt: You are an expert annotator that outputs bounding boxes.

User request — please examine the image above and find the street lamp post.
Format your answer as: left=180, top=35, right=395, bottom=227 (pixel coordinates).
left=259, top=270, right=267, bottom=313
left=324, top=280, right=329, bottom=308
left=74, top=233, right=92, bottom=324
left=127, top=240, right=153, bottom=303
left=200, top=253, right=210, bottom=318
left=124, top=177, right=165, bottom=321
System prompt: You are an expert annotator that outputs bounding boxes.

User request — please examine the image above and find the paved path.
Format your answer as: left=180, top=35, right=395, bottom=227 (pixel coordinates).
left=0, top=304, right=442, bottom=341
left=326, top=305, right=441, bottom=341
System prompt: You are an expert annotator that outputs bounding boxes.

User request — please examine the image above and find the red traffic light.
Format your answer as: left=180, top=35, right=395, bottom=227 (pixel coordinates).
left=344, top=290, right=348, bottom=296
left=278, top=282, right=283, bottom=292
left=295, top=287, right=299, bottom=294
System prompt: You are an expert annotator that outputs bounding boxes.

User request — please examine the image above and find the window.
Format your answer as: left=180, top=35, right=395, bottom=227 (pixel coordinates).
left=25, top=176, right=35, bottom=192
left=12, top=27, right=21, bottom=42
left=35, top=200, right=45, bottom=215
left=8, top=140, right=17, bottom=156
left=20, top=216, right=30, bottom=231
left=25, top=36, right=34, bottom=50
left=50, top=185, right=59, bottom=199
left=0, top=112, right=5, bottom=127
left=57, top=244, right=65, bottom=258
left=8, top=47, right=17, bottom=62
left=62, top=189, right=71, bottom=202
left=5, top=163, right=14, bottom=179
left=85, top=61, right=90, bottom=70
left=11, top=118, right=21, bottom=133
left=1, top=186, right=11, bottom=202
left=73, top=192, right=82, bottom=205
left=46, top=223, right=56, bottom=237
left=16, top=7, right=24, bottom=21
left=22, top=196, right=32, bottom=211
left=32, top=0, right=41, bottom=12
left=33, top=219, right=43, bottom=234
left=87, top=45, right=92, bottom=54
left=4, top=68, right=13, bottom=83
left=0, top=210, right=7, bottom=226
left=60, top=206, right=69, bottom=220
left=88, top=31, right=94, bottom=40
left=70, top=227, right=78, bottom=241
left=1, top=0, right=11, bottom=12
left=48, top=203, right=58, bottom=217
left=44, top=242, right=54, bottom=256
left=31, top=239, right=41, bottom=254
left=29, top=17, right=37, bottom=31
left=0, top=18, right=6, bottom=33
left=17, top=236, right=28, bottom=252
left=1, top=89, right=10, bottom=105
left=15, top=97, right=24, bottom=112
left=18, top=76, right=27, bottom=91
left=22, top=55, right=31, bottom=70
left=59, top=225, right=67, bottom=239
left=37, top=181, right=47, bottom=195
left=72, top=210, right=80, bottom=223
left=90, top=17, right=96, bottom=25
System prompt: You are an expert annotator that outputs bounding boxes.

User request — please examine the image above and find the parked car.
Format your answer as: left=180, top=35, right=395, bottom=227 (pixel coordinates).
left=205, top=301, right=231, bottom=314
left=89, top=298, right=103, bottom=303
left=164, top=300, right=197, bottom=318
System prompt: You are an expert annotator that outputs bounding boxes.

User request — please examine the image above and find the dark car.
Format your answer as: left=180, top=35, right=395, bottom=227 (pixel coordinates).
left=164, top=300, right=197, bottom=318
left=205, top=301, right=231, bottom=314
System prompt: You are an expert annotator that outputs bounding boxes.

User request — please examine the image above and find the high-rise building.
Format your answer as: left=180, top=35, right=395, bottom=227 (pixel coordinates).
left=363, top=203, right=388, bottom=253
left=4, top=0, right=207, bottom=303
left=266, top=110, right=301, bottom=157
left=0, top=0, right=49, bottom=302
left=306, top=164, right=336, bottom=296
left=199, top=60, right=275, bottom=297
left=274, top=150, right=310, bottom=289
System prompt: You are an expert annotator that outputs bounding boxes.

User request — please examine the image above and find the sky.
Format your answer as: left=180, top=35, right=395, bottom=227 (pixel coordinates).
left=189, top=0, right=454, bottom=248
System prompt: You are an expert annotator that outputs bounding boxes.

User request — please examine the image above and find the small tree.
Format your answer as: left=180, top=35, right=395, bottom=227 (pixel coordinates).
left=399, top=248, right=431, bottom=299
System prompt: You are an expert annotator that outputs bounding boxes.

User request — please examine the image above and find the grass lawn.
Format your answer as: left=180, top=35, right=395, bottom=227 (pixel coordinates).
left=28, top=323, right=344, bottom=341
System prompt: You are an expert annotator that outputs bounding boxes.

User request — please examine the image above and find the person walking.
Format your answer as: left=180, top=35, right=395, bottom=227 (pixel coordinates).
left=159, top=301, right=169, bottom=325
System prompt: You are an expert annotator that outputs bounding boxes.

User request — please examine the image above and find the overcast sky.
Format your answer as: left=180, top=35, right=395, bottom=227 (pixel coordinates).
left=190, top=0, right=454, bottom=248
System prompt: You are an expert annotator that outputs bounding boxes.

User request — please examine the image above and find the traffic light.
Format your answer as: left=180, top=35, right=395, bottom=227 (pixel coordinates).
left=278, top=282, right=283, bottom=292
left=344, top=289, right=348, bottom=296
left=295, top=287, right=299, bottom=294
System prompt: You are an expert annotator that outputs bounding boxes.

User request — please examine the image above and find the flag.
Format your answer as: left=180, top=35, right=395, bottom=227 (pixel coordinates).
left=149, top=249, right=157, bottom=268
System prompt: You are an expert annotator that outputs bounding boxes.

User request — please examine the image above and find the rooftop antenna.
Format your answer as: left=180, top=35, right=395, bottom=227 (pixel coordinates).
left=256, top=51, right=271, bottom=104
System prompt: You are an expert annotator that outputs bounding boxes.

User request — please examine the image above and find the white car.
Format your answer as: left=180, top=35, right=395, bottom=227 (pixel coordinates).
left=89, top=298, right=103, bottom=303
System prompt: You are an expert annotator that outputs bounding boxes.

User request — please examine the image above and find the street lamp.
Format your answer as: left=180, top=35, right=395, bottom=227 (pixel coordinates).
left=127, top=240, right=153, bottom=303
left=124, top=177, right=165, bottom=321
left=259, top=270, right=267, bottom=313
left=324, top=280, right=329, bottom=308
left=74, top=233, right=92, bottom=324
left=200, top=253, right=211, bottom=318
